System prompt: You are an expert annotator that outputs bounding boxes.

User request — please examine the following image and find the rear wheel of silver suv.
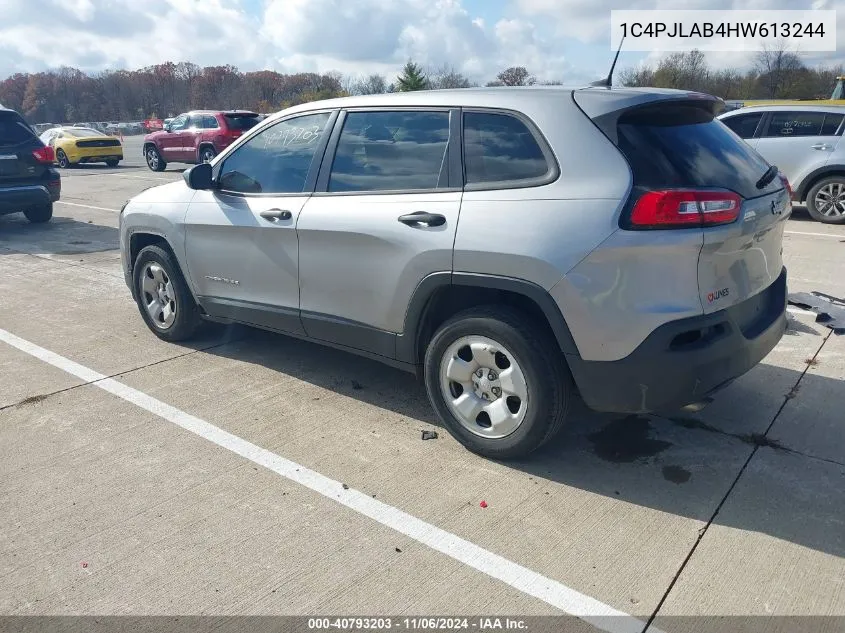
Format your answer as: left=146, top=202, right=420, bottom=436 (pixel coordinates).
left=424, top=306, right=572, bottom=459
left=807, top=176, right=845, bottom=224
left=133, top=245, right=202, bottom=341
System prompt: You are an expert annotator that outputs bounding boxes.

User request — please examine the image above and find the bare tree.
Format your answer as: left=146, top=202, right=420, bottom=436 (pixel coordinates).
left=349, top=73, right=388, bottom=95
left=427, top=64, right=473, bottom=89
left=755, top=40, right=806, bottom=98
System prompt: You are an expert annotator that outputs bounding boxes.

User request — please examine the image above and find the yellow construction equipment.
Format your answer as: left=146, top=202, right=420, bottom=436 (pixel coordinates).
left=730, top=76, right=845, bottom=108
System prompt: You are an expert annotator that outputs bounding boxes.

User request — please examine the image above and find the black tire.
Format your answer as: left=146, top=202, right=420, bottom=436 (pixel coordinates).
left=806, top=176, right=845, bottom=224
left=24, top=204, right=53, bottom=224
left=199, top=146, right=216, bottom=163
left=145, top=145, right=166, bottom=172
left=132, top=244, right=202, bottom=342
left=106, top=159, right=120, bottom=167
left=56, top=149, right=72, bottom=169
left=423, top=306, right=573, bottom=460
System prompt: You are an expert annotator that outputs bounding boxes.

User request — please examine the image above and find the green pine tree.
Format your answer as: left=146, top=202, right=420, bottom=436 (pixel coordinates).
left=396, top=61, right=429, bottom=92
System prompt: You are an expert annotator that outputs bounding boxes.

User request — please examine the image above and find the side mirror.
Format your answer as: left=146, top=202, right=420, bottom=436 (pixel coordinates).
left=183, top=162, right=214, bottom=190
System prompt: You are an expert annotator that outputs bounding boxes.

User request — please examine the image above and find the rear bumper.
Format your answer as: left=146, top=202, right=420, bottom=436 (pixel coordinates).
left=70, top=149, right=123, bottom=162
left=569, top=267, right=788, bottom=414
left=0, top=183, right=58, bottom=215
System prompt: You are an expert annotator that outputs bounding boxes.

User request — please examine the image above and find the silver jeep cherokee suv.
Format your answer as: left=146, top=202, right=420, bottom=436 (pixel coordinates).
left=119, top=87, right=790, bottom=459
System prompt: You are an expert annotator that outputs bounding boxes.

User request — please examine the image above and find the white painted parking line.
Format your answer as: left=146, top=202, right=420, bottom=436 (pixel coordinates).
left=56, top=200, right=120, bottom=213
left=0, top=326, right=653, bottom=633
left=59, top=172, right=174, bottom=182
left=102, top=173, right=174, bottom=182
left=784, top=230, right=845, bottom=239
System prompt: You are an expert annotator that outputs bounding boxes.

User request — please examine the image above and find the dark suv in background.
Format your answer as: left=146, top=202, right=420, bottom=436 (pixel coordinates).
left=142, top=110, right=261, bottom=172
left=0, top=106, right=60, bottom=223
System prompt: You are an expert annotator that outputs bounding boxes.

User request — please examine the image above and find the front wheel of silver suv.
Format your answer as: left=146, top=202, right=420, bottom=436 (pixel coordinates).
left=133, top=245, right=202, bottom=342
left=424, top=306, right=573, bottom=459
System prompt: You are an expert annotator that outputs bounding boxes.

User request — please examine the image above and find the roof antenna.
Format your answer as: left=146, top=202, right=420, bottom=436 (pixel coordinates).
left=591, top=34, right=625, bottom=88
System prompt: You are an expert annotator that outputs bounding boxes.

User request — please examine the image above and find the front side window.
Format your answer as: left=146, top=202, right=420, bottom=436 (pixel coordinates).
left=763, top=112, right=826, bottom=137
left=328, top=110, right=450, bottom=193
left=721, top=112, right=763, bottom=139
left=218, top=112, right=331, bottom=195
left=463, top=111, right=551, bottom=186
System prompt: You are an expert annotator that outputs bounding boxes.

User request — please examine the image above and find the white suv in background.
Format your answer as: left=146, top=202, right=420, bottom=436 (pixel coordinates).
left=719, top=104, right=845, bottom=224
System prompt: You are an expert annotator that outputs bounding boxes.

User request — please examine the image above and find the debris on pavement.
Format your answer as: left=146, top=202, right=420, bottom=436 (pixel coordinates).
left=421, top=430, right=438, bottom=440
left=479, top=500, right=488, bottom=508
left=342, top=483, right=349, bottom=490
left=788, top=291, right=845, bottom=334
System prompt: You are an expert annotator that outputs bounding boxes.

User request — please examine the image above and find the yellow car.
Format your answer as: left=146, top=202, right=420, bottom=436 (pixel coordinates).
left=39, top=126, right=123, bottom=168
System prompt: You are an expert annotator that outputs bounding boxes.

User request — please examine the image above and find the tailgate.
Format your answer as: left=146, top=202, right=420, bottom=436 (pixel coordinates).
left=699, top=187, right=790, bottom=314
left=578, top=91, right=789, bottom=317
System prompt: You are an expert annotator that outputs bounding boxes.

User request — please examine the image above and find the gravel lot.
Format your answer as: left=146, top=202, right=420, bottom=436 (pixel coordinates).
left=1, top=135, right=844, bottom=632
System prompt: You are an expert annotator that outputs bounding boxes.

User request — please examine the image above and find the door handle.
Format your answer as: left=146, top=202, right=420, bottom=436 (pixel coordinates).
left=260, top=209, right=292, bottom=221
left=811, top=143, right=833, bottom=150
left=398, top=212, right=446, bottom=227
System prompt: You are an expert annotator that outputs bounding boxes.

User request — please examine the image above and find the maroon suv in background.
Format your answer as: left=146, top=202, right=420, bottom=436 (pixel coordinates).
left=142, top=110, right=260, bottom=172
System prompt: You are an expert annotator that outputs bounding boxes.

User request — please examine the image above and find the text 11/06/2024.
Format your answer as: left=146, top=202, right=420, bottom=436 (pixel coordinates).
left=307, top=617, right=530, bottom=631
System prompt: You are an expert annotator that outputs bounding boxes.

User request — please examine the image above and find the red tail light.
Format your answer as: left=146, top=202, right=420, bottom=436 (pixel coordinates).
left=32, top=146, right=55, bottom=164
left=629, top=189, right=742, bottom=229
left=779, top=172, right=793, bottom=198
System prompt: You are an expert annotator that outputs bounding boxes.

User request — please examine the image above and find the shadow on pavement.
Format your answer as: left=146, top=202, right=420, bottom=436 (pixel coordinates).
left=202, top=324, right=845, bottom=561
left=0, top=213, right=117, bottom=257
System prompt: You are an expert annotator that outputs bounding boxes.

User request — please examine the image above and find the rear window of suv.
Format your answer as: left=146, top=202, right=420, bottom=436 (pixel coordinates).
left=224, top=113, right=260, bottom=131
left=0, top=110, right=36, bottom=147
left=616, top=103, right=780, bottom=200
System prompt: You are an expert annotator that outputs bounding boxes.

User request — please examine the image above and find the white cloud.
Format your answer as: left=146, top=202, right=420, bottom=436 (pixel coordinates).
left=0, top=0, right=574, bottom=85
left=0, top=0, right=838, bottom=88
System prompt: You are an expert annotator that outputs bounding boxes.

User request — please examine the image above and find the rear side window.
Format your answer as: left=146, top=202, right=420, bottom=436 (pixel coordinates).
left=328, top=111, right=450, bottom=193
left=821, top=113, right=844, bottom=135
left=763, top=111, right=826, bottom=137
left=722, top=112, right=762, bottom=139
left=463, top=111, right=551, bottom=186
left=0, top=110, right=36, bottom=146
left=225, top=114, right=260, bottom=131
left=202, top=115, right=219, bottom=129
left=616, top=103, right=778, bottom=200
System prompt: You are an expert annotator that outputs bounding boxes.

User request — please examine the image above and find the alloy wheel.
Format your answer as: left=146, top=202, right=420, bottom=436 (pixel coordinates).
left=814, top=182, right=845, bottom=218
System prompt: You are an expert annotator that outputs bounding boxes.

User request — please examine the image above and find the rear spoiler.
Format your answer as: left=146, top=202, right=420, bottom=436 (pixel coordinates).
left=572, top=89, right=724, bottom=145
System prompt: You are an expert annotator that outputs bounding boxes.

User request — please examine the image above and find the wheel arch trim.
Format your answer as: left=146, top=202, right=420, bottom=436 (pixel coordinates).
left=397, top=272, right=580, bottom=365
left=795, top=166, right=845, bottom=202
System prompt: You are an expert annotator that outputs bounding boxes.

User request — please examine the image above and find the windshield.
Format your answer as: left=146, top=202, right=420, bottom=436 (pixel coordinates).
left=64, top=128, right=106, bottom=137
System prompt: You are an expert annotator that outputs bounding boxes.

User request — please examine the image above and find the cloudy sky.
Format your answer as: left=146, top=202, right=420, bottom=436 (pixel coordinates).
left=0, top=0, right=841, bottom=84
